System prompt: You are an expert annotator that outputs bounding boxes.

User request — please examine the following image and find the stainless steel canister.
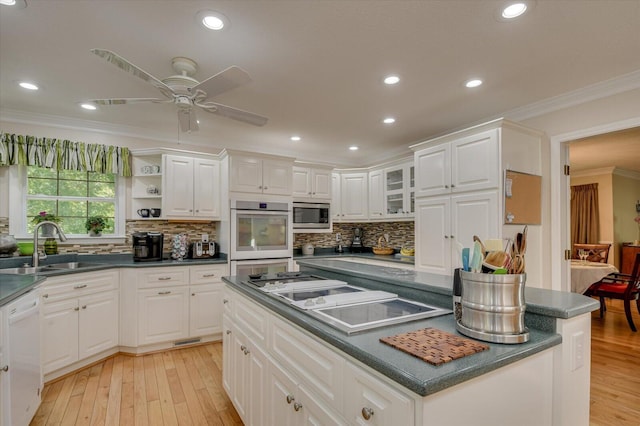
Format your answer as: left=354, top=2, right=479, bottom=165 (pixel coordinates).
left=459, top=271, right=527, bottom=336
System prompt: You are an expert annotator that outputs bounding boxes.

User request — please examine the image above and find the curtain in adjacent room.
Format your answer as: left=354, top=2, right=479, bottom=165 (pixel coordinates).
left=0, top=133, right=132, bottom=176
left=571, top=183, right=600, bottom=245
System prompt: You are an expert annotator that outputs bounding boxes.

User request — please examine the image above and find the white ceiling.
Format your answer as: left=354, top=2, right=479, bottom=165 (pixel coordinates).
left=1, top=0, right=639, bottom=168
left=570, top=127, right=640, bottom=174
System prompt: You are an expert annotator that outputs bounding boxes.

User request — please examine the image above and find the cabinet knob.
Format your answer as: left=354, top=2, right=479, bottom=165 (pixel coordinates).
left=226, top=329, right=231, bottom=335
left=243, top=347, right=250, bottom=355
left=361, top=407, right=375, bottom=420
left=192, top=293, right=196, bottom=296
left=0, top=365, right=8, bottom=373
left=223, top=299, right=229, bottom=304
left=240, top=344, right=246, bottom=352
left=43, top=294, right=49, bottom=298
left=263, top=187, right=268, bottom=190
left=286, top=394, right=295, bottom=404
left=189, top=209, right=193, bottom=212
left=74, top=307, right=80, bottom=311
left=82, top=305, right=87, bottom=309
left=445, top=185, right=449, bottom=189
left=312, top=192, right=316, bottom=195
left=293, top=402, right=303, bottom=412
left=308, top=192, right=312, bottom=195
left=196, top=209, right=199, bottom=212
left=450, top=235, right=454, bottom=239
left=259, top=185, right=263, bottom=189
left=444, top=235, right=449, bottom=239
left=451, top=184, right=455, bottom=188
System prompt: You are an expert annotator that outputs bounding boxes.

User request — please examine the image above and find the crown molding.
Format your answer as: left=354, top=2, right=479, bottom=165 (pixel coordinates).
left=613, top=167, right=640, bottom=180
left=505, top=69, right=640, bottom=122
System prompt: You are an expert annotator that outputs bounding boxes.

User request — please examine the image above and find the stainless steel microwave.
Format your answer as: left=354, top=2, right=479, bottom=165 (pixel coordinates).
left=293, top=202, right=330, bottom=229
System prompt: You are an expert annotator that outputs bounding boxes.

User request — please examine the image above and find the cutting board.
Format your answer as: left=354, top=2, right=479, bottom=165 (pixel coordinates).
left=380, top=327, right=489, bottom=366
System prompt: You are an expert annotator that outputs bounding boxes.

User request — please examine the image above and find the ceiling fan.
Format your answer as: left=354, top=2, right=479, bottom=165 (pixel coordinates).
left=88, top=49, right=268, bottom=132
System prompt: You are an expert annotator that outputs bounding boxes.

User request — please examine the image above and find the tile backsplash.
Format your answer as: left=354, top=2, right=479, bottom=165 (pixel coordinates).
left=0, top=217, right=217, bottom=255
left=294, top=221, right=414, bottom=249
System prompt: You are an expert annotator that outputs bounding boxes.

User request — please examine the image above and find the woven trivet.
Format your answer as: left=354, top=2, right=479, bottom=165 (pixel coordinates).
left=380, top=327, right=489, bottom=366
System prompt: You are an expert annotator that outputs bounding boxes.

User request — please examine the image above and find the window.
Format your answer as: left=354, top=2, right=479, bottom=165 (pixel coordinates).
left=26, top=167, right=118, bottom=235
left=9, top=165, right=125, bottom=238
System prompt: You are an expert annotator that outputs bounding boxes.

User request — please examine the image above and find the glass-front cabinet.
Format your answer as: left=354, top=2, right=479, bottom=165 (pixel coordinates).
left=384, top=162, right=414, bottom=218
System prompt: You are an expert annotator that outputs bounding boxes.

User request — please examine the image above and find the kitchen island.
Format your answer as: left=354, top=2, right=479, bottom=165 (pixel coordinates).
left=222, top=258, right=599, bottom=426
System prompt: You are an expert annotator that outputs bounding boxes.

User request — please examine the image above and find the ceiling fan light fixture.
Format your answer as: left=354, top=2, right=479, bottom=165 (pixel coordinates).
left=197, top=10, right=228, bottom=31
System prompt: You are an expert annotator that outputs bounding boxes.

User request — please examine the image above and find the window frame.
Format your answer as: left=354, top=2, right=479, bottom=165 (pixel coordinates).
left=9, top=165, right=126, bottom=241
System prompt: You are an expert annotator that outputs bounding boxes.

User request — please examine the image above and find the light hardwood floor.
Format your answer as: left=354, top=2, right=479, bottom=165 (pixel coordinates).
left=589, top=298, right=640, bottom=426
left=31, top=299, right=640, bottom=426
left=30, top=343, right=242, bottom=426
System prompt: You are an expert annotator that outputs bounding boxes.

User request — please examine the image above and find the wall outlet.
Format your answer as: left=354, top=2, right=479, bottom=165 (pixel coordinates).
left=336, top=233, right=341, bottom=241
left=570, top=331, right=585, bottom=371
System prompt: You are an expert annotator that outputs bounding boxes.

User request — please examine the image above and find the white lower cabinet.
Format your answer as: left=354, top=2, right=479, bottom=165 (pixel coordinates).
left=269, top=362, right=346, bottom=426
left=41, top=271, right=119, bottom=375
left=137, top=286, right=190, bottom=345
left=224, top=286, right=416, bottom=426
left=343, top=362, right=414, bottom=426
left=189, top=283, right=223, bottom=336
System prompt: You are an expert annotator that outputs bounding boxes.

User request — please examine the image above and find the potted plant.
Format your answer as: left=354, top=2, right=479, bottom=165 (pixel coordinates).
left=32, top=211, right=61, bottom=237
left=85, top=216, right=107, bottom=237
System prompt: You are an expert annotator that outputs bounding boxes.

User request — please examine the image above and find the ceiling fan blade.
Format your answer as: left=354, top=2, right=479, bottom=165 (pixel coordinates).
left=177, top=108, right=199, bottom=133
left=190, top=66, right=252, bottom=99
left=90, top=98, right=167, bottom=105
left=200, top=102, right=268, bottom=127
left=91, top=49, right=175, bottom=98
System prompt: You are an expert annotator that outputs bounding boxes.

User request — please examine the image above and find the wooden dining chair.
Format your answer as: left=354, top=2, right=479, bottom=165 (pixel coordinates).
left=587, top=252, right=640, bottom=332
left=572, top=243, right=611, bottom=263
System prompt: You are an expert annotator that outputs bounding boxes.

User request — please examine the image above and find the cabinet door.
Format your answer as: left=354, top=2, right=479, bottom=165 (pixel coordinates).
left=231, top=326, right=251, bottom=423
left=163, top=155, right=195, bottom=217
left=42, top=299, right=79, bottom=374
left=246, top=339, right=269, bottom=426
left=368, top=170, right=384, bottom=218
left=451, top=129, right=499, bottom=193
left=263, top=159, right=293, bottom=195
left=189, top=284, right=223, bottom=337
left=193, top=158, right=220, bottom=218
left=312, top=169, right=332, bottom=199
left=340, top=173, right=368, bottom=220
left=331, top=173, right=342, bottom=221
left=343, top=362, right=414, bottom=426
left=415, top=197, right=451, bottom=275
left=222, top=316, right=234, bottom=396
left=451, top=191, right=499, bottom=266
left=415, top=143, right=450, bottom=197
left=78, top=290, right=119, bottom=359
left=230, top=156, right=263, bottom=193
left=292, top=167, right=312, bottom=198
left=0, top=346, right=4, bottom=426
left=137, top=287, right=189, bottom=345
left=298, top=384, right=347, bottom=426
left=268, top=362, right=298, bottom=426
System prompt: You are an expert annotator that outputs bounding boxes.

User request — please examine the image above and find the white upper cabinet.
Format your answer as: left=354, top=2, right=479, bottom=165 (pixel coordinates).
left=340, top=172, right=368, bottom=221
left=368, top=169, right=384, bottom=219
left=384, top=161, right=415, bottom=218
left=162, top=154, right=220, bottom=219
left=292, top=165, right=332, bottom=200
left=229, top=154, right=293, bottom=196
left=414, top=129, right=499, bottom=197
left=331, top=173, right=342, bottom=221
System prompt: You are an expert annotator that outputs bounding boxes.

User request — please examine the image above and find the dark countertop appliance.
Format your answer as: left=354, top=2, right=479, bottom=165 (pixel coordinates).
left=132, top=232, right=164, bottom=262
left=351, top=227, right=364, bottom=253
left=189, top=241, right=218, bottom=259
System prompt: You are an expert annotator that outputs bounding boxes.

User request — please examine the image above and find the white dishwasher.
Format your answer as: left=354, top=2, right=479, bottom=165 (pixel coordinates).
left=3, top=289, right=42, bottom=426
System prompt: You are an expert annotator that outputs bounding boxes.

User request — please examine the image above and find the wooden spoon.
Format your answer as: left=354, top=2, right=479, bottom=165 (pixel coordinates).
left=473, top=235, right=487, bottom=254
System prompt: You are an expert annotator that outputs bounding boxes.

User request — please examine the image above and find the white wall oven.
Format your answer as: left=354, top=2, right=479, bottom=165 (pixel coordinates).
left=230, top=200, right=292, bottom=261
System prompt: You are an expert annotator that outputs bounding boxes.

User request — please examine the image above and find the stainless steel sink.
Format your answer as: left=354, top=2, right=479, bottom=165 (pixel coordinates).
left=0, top=262, right=107, bottom=275
left=45, top=262, right=106, bottom=269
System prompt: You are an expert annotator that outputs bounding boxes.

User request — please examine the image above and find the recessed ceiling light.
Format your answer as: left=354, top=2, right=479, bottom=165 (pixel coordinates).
left=465, top=79, right=483, bottom=88
left=349, top=146, right=359, bottom=151
left=0, top=0, right=26, bottom=7
left=383, top=117, right=396, bottom=124
left=383, top=75, right=400, bottom=85
left=290, top=136, right=301, bottom=141
left=502, top=3, right=527, bottom=19
left=80, top=103, right=97, bottom=110
left=197, top=10, right=228, bottom=30
left=18, top=81, right=38, bottom=90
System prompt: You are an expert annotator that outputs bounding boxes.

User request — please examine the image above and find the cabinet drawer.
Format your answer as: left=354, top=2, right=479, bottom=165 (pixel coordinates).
left=137, top=266, right=189, bottom=288
left=41, top=270, right=119, bottom=303
left=234, top=294, right=269, bottom=349
left=270, top=316, right=344, bottom=412
left=343, top=362, right=414, bottom=426
left=190, top=264, right=228, bottom=284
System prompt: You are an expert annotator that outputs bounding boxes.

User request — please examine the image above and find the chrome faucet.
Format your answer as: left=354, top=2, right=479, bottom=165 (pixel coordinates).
left=32, top=221, right=67, bottom=267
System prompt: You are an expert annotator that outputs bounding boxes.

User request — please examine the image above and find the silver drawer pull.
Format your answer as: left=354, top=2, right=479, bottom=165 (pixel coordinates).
left=286, top=395, right=295, bottom=404
left=361, top=407, right=374, bottom=420
left=74, top=284, right=88, bottom=289
left=226, top=330, right=231, bottom=335
left=223, top=299, right=229, bottom=304
left=157, top=277, right=172, bottom=281
left=202, top=273, right=216, bottom=277
left=82, top=305, right=87, bottom=309
left=293, top=402, right=303, bottom=412
left=74, top=307, right=80, bottom=311
left=158, top=291, right=171, bottom=295
left=43, top=294, right=49, bottom=298
left=0, top=365, right=8, bottom=373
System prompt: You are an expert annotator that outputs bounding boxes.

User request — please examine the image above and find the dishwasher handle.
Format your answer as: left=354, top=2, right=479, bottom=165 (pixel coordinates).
left=9, top=298, right=40, bottom=325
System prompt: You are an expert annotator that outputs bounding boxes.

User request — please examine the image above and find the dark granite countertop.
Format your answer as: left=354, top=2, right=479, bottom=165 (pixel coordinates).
left=0, top=253, right=227, bottom=306
left=223, top=272, right=562, bottom=397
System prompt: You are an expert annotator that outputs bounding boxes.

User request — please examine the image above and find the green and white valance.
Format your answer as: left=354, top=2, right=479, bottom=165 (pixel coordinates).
left=0, top=133, right=132, bottom=177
